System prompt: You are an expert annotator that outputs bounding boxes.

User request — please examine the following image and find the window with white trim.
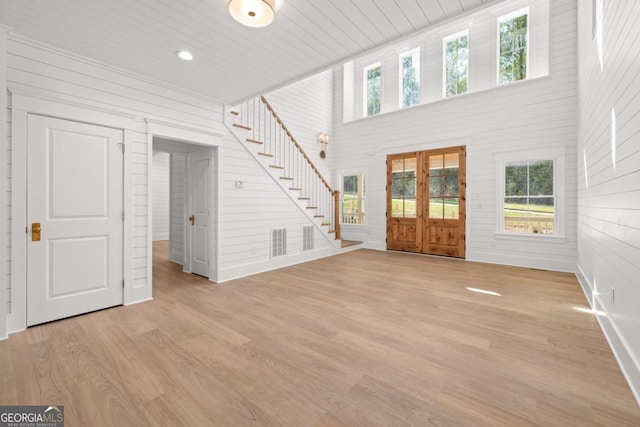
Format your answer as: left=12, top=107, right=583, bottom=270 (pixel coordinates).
left=497, top=148, right=564, bottom=237
left=342, top=174, right=366, bottom=224
left=364, top=63, right=381, bottom=116
left=503, top=160, right=554, bottom=234
left=399, top=49, right=420, bottom=108
left=444, top=31, right=469, bottom=98
left=498, top=9, right=529, bottom=84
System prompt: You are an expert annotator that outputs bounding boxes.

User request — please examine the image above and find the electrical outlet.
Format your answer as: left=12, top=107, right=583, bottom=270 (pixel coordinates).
left=611, top=287, right=615, bottom=304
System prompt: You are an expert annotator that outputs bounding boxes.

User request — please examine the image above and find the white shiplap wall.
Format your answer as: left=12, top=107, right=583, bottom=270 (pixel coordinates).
left=332, top=0, right=578, bottom=272
left=170, top=153, right=186, bottom=265
left=217, top=70, right=339, bottom=282
left=576, top=1, right=640, bottom=402
left=218, top=128, right=337, bottom=282
left=344, top=0, right=550, bottom=123
left=3, top=97, right=8, bottom=320
left=0, top=26, right=8, bottom=338
left=3, top=34, right=225, bottom=332
left=152, top=151, right=170, bottom=241
left=264, top=69, right=334, bottom=186
left=1, top=30, right=344, bottom=328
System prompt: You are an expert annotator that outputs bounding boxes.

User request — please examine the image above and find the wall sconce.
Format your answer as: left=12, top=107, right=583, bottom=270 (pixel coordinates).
left=317, top=132, right=329, bottom=159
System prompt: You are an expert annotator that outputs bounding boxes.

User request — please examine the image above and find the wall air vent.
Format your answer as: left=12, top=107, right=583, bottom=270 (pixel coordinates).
left=272, top=228, right=287, bottom=257
left=303, top=226, right=314, bottom=251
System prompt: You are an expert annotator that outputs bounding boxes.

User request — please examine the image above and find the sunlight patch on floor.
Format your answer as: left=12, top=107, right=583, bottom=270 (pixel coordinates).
left=466, top=287, right=501, bottom=297
left=573, top=306, right=607, bottom=316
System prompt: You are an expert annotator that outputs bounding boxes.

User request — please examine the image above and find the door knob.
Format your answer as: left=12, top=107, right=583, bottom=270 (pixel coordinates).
left=32, top=223, right=41, bottom=241
left=189, top=215, right=195, bottom=226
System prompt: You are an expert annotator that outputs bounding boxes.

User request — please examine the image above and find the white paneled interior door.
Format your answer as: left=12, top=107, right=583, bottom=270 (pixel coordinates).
left=27, top=115, right=124, bottom=326
left=189, top=149, right=211, bottom=277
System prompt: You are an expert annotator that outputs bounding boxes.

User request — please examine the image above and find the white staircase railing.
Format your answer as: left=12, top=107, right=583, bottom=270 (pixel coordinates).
left=231, top=96, right=340, bottom=239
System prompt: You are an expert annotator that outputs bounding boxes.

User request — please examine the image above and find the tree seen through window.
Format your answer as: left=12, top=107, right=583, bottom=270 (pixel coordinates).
left=504, top=159, right=554, bottom=234
left=499, top=12, right=528, bottom=84
left=401, top=50, right=420, bottom=108
left=365, top=64, right=381, bottom=116
left=445, top=32, right=469, bottom=97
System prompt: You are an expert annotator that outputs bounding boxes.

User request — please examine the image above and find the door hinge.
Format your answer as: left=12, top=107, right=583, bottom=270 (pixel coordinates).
left=118, top=142, right=125, bottom=153
left=122, top=279, right=125, bottom=289
left=121, top=212, right=125, bottom=221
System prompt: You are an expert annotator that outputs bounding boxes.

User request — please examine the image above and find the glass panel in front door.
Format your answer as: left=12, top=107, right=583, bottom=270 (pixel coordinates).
left=391, top=157, right=417, bottom=218
left=429, top=153, right=460, bottom=219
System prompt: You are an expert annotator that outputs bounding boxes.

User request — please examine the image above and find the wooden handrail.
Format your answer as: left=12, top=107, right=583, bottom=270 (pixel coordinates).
left=236, top=95, right=342, bottom=241
left=260, top=96, right=333, bottom=192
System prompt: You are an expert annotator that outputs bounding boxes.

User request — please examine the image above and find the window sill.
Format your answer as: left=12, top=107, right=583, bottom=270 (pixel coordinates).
left=494, top=232, right=565, bottom=243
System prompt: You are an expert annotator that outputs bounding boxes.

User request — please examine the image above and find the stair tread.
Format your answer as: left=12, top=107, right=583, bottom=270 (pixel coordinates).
left=232, top=101, right=341, bottom=242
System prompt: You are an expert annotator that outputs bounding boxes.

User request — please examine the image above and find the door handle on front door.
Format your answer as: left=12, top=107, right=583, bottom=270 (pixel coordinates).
left=32, top=223, right=41, bottom=241
left=189, top=215, right=195, bottom=226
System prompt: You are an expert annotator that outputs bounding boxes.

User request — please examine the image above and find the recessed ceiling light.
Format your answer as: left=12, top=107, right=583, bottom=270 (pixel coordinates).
left=176, top=50, right=194, bottom=61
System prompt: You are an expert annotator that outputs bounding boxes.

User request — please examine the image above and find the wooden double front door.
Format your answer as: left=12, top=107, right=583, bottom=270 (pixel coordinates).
left=386, top=146, right=466, bottom=258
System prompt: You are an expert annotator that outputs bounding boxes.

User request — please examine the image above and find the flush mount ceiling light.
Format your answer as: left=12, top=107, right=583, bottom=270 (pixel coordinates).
left=176, top=50, right=194, bottom=61
left=227, top=0, right=275, bottom=28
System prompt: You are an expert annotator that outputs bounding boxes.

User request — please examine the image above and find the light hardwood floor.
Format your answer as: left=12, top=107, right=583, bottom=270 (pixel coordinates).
left=1, top=241, right=639, bottom=426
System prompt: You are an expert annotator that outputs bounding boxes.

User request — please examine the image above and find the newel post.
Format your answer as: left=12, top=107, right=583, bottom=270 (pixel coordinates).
left=333, top=190, right=341, bottom=240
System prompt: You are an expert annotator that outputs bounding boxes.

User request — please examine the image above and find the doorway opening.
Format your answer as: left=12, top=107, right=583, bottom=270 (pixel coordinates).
left=152, top=137, right=217, bottom=281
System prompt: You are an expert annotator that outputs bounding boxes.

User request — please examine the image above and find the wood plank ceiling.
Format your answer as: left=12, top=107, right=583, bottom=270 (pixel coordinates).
left=0, top=0, right=498, bottom=104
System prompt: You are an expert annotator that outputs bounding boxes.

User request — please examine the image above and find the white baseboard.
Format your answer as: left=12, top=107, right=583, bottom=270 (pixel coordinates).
left=467, top=250, right=575, bottom=273
left=364, top=240, right=386, bottom=251
left=575, top=263, right=640, bottom=406
left=363, top=245, right=575, bottom=273
left=169, top=253, right=183, bottom=265
left=123, top=297, right=153, bottom=306
left=218, top=244, right=360, bottom=283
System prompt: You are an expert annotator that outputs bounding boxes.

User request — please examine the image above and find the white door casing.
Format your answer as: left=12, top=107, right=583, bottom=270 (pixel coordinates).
left=27, top=115, right=124, bottom=326
left=188, top=149, right=211, bottom=277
